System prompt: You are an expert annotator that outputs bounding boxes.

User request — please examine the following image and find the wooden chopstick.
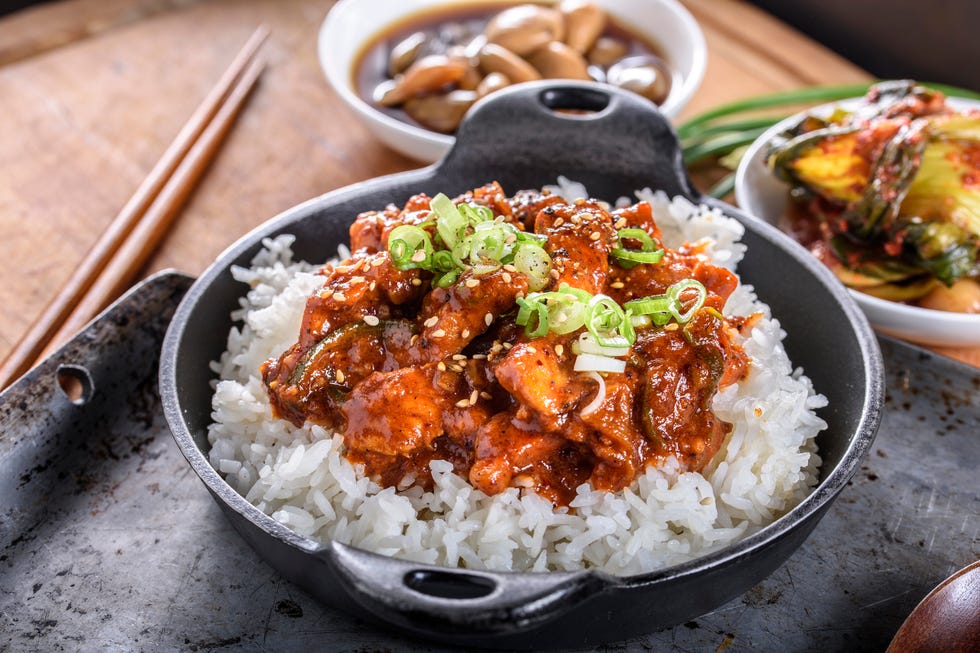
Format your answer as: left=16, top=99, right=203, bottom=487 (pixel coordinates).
left=0, top=26, right=268, bottom=390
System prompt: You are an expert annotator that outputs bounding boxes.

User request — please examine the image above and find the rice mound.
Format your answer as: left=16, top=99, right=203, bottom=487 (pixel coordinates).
left=207, top=188, right=827, bottom=575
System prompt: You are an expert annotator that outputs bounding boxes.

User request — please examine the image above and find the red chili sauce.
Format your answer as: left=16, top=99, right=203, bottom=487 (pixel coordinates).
left=262, top=183, right=749, bottom=506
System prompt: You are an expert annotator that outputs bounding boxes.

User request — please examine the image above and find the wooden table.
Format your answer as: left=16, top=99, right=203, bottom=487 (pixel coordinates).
left=1, top=0, right=977, bottom=368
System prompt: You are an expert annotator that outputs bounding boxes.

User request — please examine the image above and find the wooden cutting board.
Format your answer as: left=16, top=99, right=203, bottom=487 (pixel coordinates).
left=0, top=0, right=976, bottom=368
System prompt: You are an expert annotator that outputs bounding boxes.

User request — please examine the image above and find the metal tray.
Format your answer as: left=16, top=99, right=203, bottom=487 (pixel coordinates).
left=1, top=271, right=977, bottom=652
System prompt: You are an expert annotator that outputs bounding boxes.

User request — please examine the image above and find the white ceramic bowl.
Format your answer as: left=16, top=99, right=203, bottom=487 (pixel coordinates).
left=735, top=97, right=980, bottom=347
left=318, top=0, right=707, bottom=162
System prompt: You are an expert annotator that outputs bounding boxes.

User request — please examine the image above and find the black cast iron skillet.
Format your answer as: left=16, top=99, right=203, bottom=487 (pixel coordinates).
left=160, top=81, right=884, bottom=649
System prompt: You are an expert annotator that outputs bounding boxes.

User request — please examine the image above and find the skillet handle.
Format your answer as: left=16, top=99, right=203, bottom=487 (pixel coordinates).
left=441, top=80, right=698, bottom=201
left=323, top=542, right=610, bottom=637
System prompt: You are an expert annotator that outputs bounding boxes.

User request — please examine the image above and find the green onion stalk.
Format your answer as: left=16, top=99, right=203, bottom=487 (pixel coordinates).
left=677, top=80, right=980, bottom=199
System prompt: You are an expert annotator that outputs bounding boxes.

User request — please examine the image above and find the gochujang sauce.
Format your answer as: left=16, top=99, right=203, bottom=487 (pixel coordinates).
left=262, top=183, right=749, bottom=506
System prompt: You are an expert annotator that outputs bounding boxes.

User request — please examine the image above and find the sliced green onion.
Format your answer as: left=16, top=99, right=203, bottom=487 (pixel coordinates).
left=391, top=193, right=554, bottom=289
left=434, top=270, right=459, bottom=288
left=573, top=332, right=630, bottom=357
left=459, top=202, right=493, bottom=225
left=513, top=243, right=552, bottom=291
left=586, top=294, right=629, bottom=346
left=668, top=280, right=707, bottom=323
left=610, top=249, right=666, bottom=267
left=624, top=279, right=708, bottom=326
left=616, top=228, right=655, bottom=249
left=430, top=249, right=455, bottom=272
left=431, top=193, right=466, bottom=249
left=515, top=230, right=547, bottom=245
left=620, top=308, right=636, bottom=344
left=469, top=225, right=507, bottom=265
left=630, top=313, right=652, bottom=328
left=515, top=296, right=550, bottom=337
left=388, top=225, right=432, bottom=269
left=610, top=227, right=664, bottom=269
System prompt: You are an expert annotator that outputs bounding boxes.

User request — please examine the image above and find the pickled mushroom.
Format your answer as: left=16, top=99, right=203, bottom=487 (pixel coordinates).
left=362, top=1, right=675, bottom=134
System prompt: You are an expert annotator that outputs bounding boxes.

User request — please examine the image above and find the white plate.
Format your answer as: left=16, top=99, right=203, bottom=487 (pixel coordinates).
left=318, top=0, right=707, bottom=162
left=735, top=96, right=980, bottom=347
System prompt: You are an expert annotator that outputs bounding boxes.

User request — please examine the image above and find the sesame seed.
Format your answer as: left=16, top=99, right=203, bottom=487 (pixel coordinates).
left=526, top=346, right=537, bottom=354
left=480, top=391, right=492, bottom=400
left=513, top=475, right=534, bottom=488
left=465, top=278, right=480, bottom=288
left=502, top=342, right=513, bottom=349
left=665, top=323, right=679, bottom=331
left=589, top=231, right=601, bottom=241
left=505, top=234, right=517, bottom=244
left=455, top=399, right=470, bottom=408
left=369, top=281, right=377, bottom=291
left=411, top=250, right=426, bottom=263
left=363, top=315, right=380, bottom=326
left=574, top=198, right=586, bottom=206
left=485, top=313, right=493, bottom=326
left=431, top=329, right=446, bottom=338
left=452, top=354, right=466, bottom=361
left=461, top=329, right=471, bottom=339
left=549, top=269, right=560, bottom=279
left=553, top=217, right=565, bottom=227
left=335, top=370, right=346, bottom=383
left=450, top=364, right=464, bottom=372
left=610, top=281, right=625, bottom=289
left=469, top=390, right=479, bottom=404
left=410, top=334, right=419, bottom=345
left=472, top=354, right=487, bottom=360
left=555, top=344, right=564, bottom=357
left=502, top=272, right=512, bottom=284
left=351, top=276, right=365, bottom=284
left=699, top=497, right=713, bottom=506
left=371, top=258, right=384, bottom=267
left=411, top=278, right=422, bottom=286
left=503, top=264, right=517, bottom=273
left=332, top=292, right=347, bottom=302
left=614, top=217, right=627, bottom=229
left=437, top=362, right=447, bottom=371
left=424, top=316, right=439, bottom=328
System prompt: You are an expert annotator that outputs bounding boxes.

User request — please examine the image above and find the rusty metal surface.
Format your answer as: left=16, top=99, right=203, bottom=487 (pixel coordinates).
left=1, top=271, right=977, bottom=652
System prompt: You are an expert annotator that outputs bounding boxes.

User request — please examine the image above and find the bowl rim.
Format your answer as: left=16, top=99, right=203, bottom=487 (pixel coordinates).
left=317, top=0, right=707, bottom=160
left=161, top=174, right=883, bottom=584
left=733, top=94, right=980, bottom=346
left=159, top=80, right=884, bottom=641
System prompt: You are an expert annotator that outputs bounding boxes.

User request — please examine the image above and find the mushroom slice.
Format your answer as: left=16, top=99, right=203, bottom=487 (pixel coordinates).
left=606, top=55, right=672, bottom=105
left=478, top=43, right=542, bottom=84
left=560, top=0, right=606, bottom=53
left=388, top=31, right=427, bottom=76
left=404, top=89, right=479, bottom=133
left=485, top=4, right=565, bottom=57
left=379, top=54, right=470, bottom=106
left=527, top=41, right=591, bottom=80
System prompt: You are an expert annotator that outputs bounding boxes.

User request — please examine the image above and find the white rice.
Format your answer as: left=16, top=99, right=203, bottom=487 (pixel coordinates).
left=206, top=188, right=827, bottom=575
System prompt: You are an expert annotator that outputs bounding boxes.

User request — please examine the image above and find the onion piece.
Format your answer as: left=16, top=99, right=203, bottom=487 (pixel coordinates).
left=579, top=371, right=606, bottom=416
left=572, top=331, right=630, bottom=357
left=573, top=353, right=626, bottom=373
